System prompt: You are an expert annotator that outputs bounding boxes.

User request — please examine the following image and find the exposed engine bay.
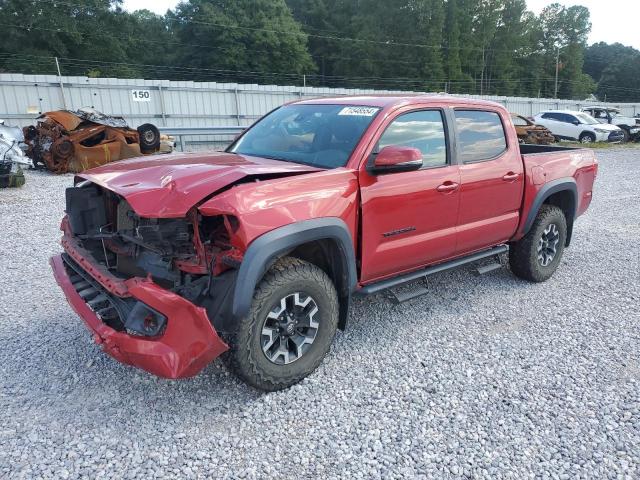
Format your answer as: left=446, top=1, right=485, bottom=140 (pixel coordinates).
left=63, top=180, right=244, bottom=336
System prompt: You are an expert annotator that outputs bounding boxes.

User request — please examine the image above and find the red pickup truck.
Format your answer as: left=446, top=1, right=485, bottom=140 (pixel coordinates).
left=51, top=96, right=597, bottom=391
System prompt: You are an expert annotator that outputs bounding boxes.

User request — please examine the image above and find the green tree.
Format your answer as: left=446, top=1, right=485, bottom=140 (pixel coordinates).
left=534, top=3, right=595, bottom=99
left=586, top=43, right=640, bottom=102
left=0, top=0, right=160, bottom=78
left=170, top=0, right=315, bottom=84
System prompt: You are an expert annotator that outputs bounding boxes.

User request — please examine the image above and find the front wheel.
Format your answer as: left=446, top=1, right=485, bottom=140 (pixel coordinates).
left=509, top=205, right=567, bottom=282
left=621, top=129, right=630, bottom=143
left=579, top=132, right=596, bottom=144
left=222, top=257, right=338, bottom=391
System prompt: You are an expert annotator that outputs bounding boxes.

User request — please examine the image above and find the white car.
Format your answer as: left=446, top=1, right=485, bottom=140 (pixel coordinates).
left=533, top=110, right=625, bottom=144
left=581, top=106, right=640, bottom=142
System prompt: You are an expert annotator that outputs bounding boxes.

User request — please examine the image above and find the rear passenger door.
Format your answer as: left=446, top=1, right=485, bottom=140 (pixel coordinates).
left=453, top=109, right=524, bottom=255
left=539, top=113, right=568, bottom=139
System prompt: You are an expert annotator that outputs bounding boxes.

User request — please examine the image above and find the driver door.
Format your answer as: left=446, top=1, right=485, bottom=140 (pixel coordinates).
left=358, top=109, right=460, bottom=283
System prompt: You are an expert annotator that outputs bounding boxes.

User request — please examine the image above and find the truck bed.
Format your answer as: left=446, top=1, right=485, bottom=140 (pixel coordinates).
left=516, top=143, right=598, bottom=240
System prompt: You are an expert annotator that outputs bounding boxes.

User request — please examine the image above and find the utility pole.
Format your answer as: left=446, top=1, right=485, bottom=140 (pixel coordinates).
left=54, top=57, right=68, bottom=110
left=480, top=46, right=485, bottom=96
left=554, top=47, right=560, bottom=99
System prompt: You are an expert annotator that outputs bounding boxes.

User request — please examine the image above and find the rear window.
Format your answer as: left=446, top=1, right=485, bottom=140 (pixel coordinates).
left=454, top=110, right=507, bottom=162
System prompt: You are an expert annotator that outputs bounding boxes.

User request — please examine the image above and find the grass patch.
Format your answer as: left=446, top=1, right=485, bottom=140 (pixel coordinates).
left=561, top=141, right=640, bottom=150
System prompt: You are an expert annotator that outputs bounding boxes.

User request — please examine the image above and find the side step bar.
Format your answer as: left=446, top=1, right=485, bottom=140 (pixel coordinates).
left=357, top=245, right=509, bottom=297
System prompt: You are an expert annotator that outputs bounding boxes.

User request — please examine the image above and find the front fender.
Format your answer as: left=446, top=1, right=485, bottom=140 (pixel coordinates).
left=231, top=218, right=357, bottom=320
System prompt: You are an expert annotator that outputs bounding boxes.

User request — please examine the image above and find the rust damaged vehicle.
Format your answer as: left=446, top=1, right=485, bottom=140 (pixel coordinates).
left=511, top=114, right=556, bottom=145
left=51, top=96, right=597, bottom=391
left=24, top=108, right=161, bottom=174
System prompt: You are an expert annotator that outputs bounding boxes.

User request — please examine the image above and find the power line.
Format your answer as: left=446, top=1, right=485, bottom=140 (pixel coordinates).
left=34, top=0, right=542, bottom=55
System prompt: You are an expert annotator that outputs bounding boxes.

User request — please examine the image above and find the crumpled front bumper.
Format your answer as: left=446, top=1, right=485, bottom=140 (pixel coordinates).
left=50, top=254, right=228, bottom=379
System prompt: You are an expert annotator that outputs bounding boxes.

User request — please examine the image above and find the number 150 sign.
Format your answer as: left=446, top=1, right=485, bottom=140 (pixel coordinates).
left=131, top=90, right=151, bottom=102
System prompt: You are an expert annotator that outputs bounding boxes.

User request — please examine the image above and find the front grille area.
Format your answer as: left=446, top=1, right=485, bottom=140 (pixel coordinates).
left=609, top=130, right=625, bottom=141
left=62, top=254, right=128, bottom=331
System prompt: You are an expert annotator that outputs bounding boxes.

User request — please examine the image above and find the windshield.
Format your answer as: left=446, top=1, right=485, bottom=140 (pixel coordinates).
left=575, top=113, right=599, bottom=125
left=229, top=104, right=381, bottom=168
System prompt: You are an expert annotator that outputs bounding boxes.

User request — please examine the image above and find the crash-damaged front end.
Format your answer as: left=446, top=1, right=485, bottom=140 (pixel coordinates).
left=50, top=180, right=247, bottom=378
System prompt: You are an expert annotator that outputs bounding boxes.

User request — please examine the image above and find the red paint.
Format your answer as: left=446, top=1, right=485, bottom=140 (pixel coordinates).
left=198, top=168, right=360, bottom=251
left=50, top=255, right=228, bottom=379
left=54, top=95, right=597, bottom=379
left=455, top=110, right=525, bottom=254
left=514, top=148, right=597, bottom=240
left=373, top=145, right=422, bottom=167
left=78, top=151, right=321, bottom=218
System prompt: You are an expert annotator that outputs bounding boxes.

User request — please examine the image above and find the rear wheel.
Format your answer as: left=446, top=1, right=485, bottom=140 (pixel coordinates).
left=222, top=257, right=338, bottom=391
left=509, top=205, right=567, bottom=282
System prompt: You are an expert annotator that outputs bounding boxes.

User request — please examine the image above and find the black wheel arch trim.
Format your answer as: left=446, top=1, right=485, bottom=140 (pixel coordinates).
left=579, top=131, right=596, bottom=140
left=522, top=177, right=577, bottom=244
left=231, top=217, right=357, bottom=327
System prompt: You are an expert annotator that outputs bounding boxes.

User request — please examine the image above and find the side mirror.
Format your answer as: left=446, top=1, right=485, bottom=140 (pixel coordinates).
left=370, top=145, right=423, bottom=174
left=572, top=120, right=580, bottom=126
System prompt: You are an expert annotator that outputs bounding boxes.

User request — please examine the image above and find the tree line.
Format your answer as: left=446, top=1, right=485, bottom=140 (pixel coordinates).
left=1, top=0, right=639, bottom=101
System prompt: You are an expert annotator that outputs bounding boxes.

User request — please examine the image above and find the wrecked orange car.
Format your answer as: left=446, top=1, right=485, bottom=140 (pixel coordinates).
left=511, top=114, right=556, bottom=145
left=23, top=108, right=161, bottom=174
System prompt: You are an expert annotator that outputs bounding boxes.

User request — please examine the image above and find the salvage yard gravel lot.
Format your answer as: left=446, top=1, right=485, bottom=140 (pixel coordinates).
left=1, top=149, right=639, bottom=479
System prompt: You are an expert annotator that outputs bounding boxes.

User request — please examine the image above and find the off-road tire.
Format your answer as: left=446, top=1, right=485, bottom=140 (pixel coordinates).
left=222, top=257, right=339, bottom=391
left=509, top=205, right=567, bottom=282
left=137, top=123, right=161, bottom=153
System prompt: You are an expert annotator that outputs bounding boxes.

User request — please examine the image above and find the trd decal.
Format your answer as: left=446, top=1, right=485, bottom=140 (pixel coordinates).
left=382, top=226, right=416, bottom=238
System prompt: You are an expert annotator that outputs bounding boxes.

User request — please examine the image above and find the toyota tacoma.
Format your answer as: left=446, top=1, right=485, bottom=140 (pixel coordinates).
left=51, top=96, right=598, bottom=391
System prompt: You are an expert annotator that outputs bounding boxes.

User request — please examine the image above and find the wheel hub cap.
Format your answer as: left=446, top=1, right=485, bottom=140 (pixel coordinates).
left=537, top=223, right=560, bottom=267
left=261, top=292, right=319, bottom=365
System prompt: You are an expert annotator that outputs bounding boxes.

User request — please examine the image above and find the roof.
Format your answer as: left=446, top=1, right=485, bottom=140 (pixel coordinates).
left=536, top=109, right=584, bottom=114
left=292, top=95, right=505, bottom=110
left=582, top=106, right=620, bottom=111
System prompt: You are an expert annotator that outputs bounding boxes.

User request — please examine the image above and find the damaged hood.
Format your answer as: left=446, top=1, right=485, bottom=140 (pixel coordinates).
left=78, top=151, right=322, bottom=218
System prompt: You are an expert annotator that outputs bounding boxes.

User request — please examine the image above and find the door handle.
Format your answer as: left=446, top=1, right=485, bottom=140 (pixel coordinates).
left=502, top=172, right=520, bottom=182
left=436, top=181, right=459, bottom=193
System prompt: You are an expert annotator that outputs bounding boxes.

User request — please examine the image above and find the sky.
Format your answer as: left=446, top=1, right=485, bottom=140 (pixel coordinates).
left=122, top=0, right=640, bottom=50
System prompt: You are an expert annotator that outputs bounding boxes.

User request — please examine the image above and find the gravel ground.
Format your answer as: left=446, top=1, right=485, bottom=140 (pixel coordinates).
left=1, top=149, right=639, bottom=479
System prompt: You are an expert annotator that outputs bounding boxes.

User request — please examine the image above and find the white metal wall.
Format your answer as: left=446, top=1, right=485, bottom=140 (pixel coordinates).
left=2, top=72, right=639, bottom=129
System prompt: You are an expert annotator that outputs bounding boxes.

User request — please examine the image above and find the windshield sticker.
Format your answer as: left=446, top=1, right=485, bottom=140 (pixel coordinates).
left=338, top=106, right=378, bottom=117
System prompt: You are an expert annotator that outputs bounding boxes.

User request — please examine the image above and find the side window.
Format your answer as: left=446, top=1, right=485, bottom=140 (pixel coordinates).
left=454, top=110, right=507, bottom=162
left=563, top=114, right=578, bottom=124
left=378, top=110, right=447, bottom=168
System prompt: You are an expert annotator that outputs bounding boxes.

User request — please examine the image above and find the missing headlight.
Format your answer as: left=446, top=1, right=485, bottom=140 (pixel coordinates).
left=124, top=302, right=167, bottom=337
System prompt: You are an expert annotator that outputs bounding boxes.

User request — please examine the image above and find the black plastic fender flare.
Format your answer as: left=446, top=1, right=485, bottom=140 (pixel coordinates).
left=231, top=217, right=357, bottom=322
left=522, top=177, right=577, bottom=240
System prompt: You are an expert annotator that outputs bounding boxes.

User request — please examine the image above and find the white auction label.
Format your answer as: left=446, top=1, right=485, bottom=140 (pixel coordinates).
left=338, top=106, right=378, bottom=116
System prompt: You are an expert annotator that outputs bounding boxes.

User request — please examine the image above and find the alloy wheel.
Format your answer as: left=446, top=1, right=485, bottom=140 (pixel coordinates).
left=261, top=293, right=319, bottom=365
left=537, top=223, right=560, bottom=267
